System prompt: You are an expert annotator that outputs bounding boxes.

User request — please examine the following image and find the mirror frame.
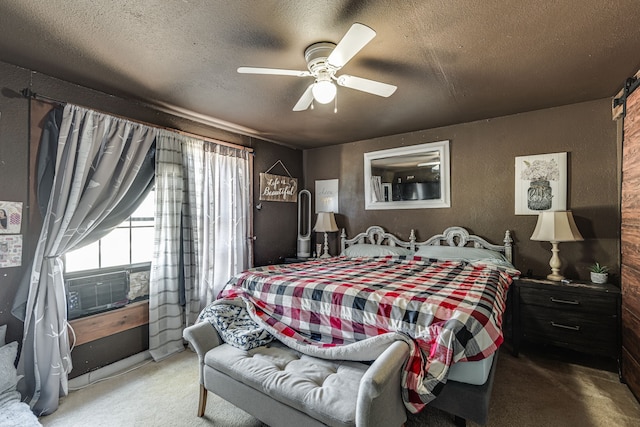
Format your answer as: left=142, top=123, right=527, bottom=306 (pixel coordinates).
left=364, top=140, right=450, bottom=210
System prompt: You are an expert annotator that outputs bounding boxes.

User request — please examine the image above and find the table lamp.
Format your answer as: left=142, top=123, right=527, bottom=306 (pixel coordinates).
left=313, top=212, right=338, bottom=258
left=530, top=210, right=583, bottom=281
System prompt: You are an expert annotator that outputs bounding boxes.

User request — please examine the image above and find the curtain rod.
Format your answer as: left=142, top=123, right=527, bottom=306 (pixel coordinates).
left=20, top=88, right=254, bottom=153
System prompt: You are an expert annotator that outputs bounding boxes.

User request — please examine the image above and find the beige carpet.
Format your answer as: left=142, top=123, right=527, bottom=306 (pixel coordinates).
left=39, top=347, right=640, bottom=427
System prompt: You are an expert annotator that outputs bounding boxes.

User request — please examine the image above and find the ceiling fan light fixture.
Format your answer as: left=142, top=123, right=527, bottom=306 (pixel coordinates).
left=237, top=23, right=395, bottom=112
left=312, top=80, right=337, bottom=104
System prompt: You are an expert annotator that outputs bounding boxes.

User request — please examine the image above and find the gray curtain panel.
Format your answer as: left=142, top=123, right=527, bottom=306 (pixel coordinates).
left=35, top=107, right=63, bottom=217
left=12, top=109, right=155, bottom=321
left=17, top=104, right=156, bottom=415
left=149, top=131, right=185, bottom=361
left=34, top=108, right=156, bottom=245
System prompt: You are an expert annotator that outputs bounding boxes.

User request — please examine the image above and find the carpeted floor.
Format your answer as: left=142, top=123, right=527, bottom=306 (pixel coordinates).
left=39, top=346, right=640, bottom=427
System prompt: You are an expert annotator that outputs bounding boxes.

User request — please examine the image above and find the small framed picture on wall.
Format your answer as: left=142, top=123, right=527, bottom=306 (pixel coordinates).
left=315, top=179, right=339, bottom=213
left=0, top=201, right=23, bottom=234
left=515, top=152, right=567, bottom=215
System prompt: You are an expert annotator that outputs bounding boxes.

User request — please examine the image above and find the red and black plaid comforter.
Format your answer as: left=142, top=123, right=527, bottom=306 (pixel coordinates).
left=217, top=255, right=519, bottom=412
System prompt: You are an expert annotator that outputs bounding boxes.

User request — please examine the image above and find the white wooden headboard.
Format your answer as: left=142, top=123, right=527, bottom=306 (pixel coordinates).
left=341, top=226, right=513, bottom=263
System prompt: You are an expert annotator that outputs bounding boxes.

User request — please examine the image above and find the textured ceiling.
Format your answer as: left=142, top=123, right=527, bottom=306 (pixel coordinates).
left=1, top=1, right=639, bottom=149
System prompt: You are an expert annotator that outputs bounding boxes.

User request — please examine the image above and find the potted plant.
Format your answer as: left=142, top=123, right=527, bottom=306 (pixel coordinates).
left=589, top=262, right=609, bottom=284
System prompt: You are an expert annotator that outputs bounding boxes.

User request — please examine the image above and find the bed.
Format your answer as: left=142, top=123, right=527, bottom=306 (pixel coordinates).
left=198, top=226, right=518, bottom=425
left=340, top=226, right=514, bottom=389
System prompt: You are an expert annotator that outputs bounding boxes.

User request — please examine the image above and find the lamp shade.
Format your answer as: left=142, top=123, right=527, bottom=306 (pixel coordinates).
left=313, top=212, right=338, bottom=233
left=530, top=211, right=583, bottom=242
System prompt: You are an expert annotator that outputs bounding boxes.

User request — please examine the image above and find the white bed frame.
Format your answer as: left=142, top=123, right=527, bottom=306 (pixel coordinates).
left=341, top=225, right=513, bottom=263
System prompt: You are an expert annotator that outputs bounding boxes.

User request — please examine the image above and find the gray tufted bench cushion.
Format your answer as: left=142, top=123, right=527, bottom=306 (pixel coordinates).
left=207, top=341, right=367, bottom=426
left=184, top=321, right=409, bottom=427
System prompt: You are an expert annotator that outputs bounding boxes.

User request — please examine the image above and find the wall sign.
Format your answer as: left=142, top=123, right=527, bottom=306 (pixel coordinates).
left=259, top=173, right=298, bottom=202
left=259, top=160, right=298, bottom=203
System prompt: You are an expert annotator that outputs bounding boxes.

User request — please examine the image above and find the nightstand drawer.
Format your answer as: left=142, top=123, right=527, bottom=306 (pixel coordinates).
left=521, top=307, right=617, bottom=356
left=512, top=277, right=621, bottom=365
left=519, top=287, right=617, bottom=314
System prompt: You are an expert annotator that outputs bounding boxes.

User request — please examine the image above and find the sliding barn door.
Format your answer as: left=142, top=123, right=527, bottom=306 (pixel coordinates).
left=622, top=85, right=640, bottom=400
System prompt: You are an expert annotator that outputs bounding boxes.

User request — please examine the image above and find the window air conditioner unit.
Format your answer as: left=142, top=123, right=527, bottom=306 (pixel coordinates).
left=66, top=271, right=130, bottom=320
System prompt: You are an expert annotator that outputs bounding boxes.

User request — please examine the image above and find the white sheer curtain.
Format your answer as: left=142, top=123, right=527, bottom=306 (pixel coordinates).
left=203, top=143, right=251, bottom=304
left=371, top=176, right=383, bottom=202
left=149, top=132, right=251, bottom=360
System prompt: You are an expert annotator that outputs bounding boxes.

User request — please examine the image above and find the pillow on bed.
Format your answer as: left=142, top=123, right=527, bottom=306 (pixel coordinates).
left=415, top=245, right=508, bottom=262
left=0, top=324, right=6, bottom=346
left=0, top=341, right=20, bottom=394
left=342, top=244, right=413, bottom=257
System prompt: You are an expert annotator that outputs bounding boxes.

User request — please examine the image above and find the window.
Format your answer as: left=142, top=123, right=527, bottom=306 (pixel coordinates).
left=65, top=191, right=155, bottom=273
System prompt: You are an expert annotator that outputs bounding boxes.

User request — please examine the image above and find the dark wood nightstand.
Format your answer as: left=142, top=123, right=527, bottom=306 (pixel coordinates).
left=512, top=277, right=621, bottom=373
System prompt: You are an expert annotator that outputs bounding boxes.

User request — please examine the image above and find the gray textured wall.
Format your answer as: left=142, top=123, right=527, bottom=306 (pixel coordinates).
left=0, top=62, right=31, bottom=345
left=303, top=98, right=619, bottom=282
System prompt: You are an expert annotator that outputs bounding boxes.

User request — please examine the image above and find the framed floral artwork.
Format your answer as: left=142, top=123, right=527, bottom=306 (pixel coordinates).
left=515, top=152, right=567, bottom=215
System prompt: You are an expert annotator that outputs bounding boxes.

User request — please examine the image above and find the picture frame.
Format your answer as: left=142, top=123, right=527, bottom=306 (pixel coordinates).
left=515, top=152, right=567, bottom=215
left=382, top=183, right=392, bottom=202
left=315, top=179, right=339, bottom=213
left=0, top=235, right=22, bottom=268
left=0, top=201, right=22, bottom=234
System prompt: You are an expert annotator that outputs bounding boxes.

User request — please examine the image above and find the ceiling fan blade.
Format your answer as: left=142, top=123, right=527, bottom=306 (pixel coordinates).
left=237, top=67, right=312, bottom=77
left=327, top=23, right=376, bottom=69
left=336, top=75, right=397, bottom=97
left=293, top=84, right=315, bottom=111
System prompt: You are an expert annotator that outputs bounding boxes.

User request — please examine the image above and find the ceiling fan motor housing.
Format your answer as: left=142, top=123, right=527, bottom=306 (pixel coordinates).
left=304, top=42, right=338, bottom=75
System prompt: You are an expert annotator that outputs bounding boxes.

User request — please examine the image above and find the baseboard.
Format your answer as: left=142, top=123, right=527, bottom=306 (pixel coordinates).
left=69, top=350, right=152, bottom=390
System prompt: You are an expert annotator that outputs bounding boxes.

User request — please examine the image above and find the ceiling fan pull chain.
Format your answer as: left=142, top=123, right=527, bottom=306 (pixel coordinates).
left=334, top=92, right=338, bottom=114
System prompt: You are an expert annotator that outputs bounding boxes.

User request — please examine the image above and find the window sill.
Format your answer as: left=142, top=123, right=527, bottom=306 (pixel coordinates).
left=68, top=300, right=149, bottom=346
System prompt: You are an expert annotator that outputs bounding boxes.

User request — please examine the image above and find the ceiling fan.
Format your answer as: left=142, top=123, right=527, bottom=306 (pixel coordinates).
left=237, top=23, right=397, bottom=111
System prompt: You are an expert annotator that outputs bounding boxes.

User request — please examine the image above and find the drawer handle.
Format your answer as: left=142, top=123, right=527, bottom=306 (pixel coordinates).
left=549, top=297, right=579, bottom=305
left=550, top=321, right=580, bottom=331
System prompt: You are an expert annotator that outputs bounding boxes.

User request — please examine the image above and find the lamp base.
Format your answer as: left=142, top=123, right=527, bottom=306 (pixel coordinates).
left=546, top=273, right=565, bottom=281
left=546, top=241, right=564, bottom=282
left=320, top=232, right=331, bottom=258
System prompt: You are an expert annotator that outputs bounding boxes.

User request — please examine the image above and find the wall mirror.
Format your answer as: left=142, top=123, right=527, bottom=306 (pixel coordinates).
left=364, top=140, right=450, bottom=210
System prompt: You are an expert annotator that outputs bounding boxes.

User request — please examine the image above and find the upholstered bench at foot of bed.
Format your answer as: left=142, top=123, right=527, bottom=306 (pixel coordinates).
left=183, top=322, right=409, bottom=427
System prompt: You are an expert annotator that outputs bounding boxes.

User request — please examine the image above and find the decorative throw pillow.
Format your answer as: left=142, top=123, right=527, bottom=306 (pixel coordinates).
left=0, top=341, right=20, bottom=395
left=414, top=245, right=508, bottom=262
left=201, top=304, right=273, bottom=351
left=0, top=324, right=6, bottom=346
left=342, top=243, right=413, bottom=257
